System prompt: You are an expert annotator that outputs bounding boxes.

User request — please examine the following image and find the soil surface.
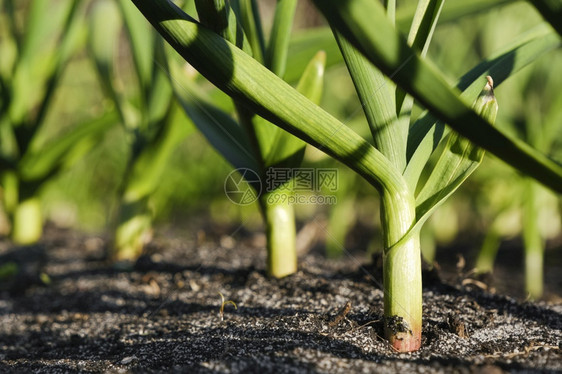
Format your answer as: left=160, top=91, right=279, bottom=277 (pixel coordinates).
left=0, top=226, right=561, bottom=373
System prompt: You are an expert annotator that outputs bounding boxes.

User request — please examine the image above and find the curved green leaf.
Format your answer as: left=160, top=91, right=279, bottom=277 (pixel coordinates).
left=168, top=57, right=259, bottom=174
left=19, top=111, right=119, bottom=182
left=131, top=0, right=407, bottom=197
left=265, top=0, right=297, bottom=78
left=529, top=0, right=562, bottom=37
left=312, top=0, right=562, bottom=194
left=396, top=0, right=514, bottom=32
left=395, top=0, right=445, bottom=113
left=285, top=28, right=343, bottom=83
left=335, top=31, right=404, bottom=170
left=415, top=78, right=498, bottom=223
left=88, top=0, right=125, bottom=122
left=124, top=104, right=194, bottom=202
left=404, top=24, right=559, bottom=189
left=236, top=0, right=265, bottom=63
left=120, top=0, right=154, bottom=98
left=262, top=50, right=327, bottom=168
left=194, top=0, right=253, bottom=55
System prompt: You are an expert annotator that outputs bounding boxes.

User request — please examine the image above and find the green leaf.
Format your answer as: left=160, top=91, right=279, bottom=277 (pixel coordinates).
left=334, top=31, right=405, bottom=170
left=235, top=0, right=265, bottom=63
left=88, top=0, right=125, bottom=123
left=262, top=50, right=327, bottom=169
left=285, top=28, right=343, bottom=83
left=0, top=117, right=18, bottom=163
left=395, top=0, right=445, bottom=113
left=396, top=0, right=513, bottom=32
left=312, top=0, right=562, bottom=194
left=124, top=104, right=194, bottom=203
left=145, top=39, right=174, bottom=128
left=407, top=0, right=445, bottom=54
left=18, top=0, right=66, bottom=64
left=415, top=77, right=498, bottom=224
left=33, top=0, right=83, bottom=135
left=404, top=24, right=559, bottom=190
left=19, top=111, right=119, bottom=182
left=529, top=0, right=562, bottom=37
left=194, top=0, right=253, bottom=55
left=9, top=0, right=79, bottom=127
left=168, top=57, right=259, bottom=174
left=265, top=0, right=297, bottom=78
left=119, top=0, right=154, bottom=100
left=131, top=0, right=407, bottom=197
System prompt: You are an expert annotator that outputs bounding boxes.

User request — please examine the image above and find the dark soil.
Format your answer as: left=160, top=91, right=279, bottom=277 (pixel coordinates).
left=0, top=226, right=561, bottom=373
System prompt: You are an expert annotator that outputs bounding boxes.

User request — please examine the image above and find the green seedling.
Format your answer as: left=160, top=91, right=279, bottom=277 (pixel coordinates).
left=0, top=0, right=115, bottom=244
left=166, top=0, right=327, bottom=278
left=474, top=50, right=562, bottom=299
left=0, top=262, right=18, bottom=280
left=131, top=0, right=562, bottom=351
left=88, top=0, right=192, bottom=261
left=218, top=291, right=237, bottom=322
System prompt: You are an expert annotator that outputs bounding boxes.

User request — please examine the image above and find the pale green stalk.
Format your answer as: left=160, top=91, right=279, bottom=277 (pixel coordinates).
left=523, top=179, right=544, bottom=299
left=260, top=192, right=297, bottom=278
left=380, top=188, right=421, bottom=351
left=11, top=197, right=42, bottom=245
left=475, top=226, right=502, bottom=273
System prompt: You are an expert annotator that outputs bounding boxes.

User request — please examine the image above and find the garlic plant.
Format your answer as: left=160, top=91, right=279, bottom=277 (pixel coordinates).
left=131, top=0, right=562, bottom=351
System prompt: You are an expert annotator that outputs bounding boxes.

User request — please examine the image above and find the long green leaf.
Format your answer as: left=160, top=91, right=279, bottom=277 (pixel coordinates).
left=312, top=0, right=562, bottom=194
left=262, top=50, right=326, bottom=169
left=88, top=0, right=126, bottom=125
left=18, top=0, right=65, bottom=65
left=415, top=77, right=498, bottom=223
left=168, top=57, right=259, bottom=174
left=235, top=0, right=265, bottom=63
left=146, top=39, right=174, bottom=128
left=265, top=0, right=297, bottom=78
left=124, top=104, right=194, bottom=202
left=285, top=28, right=343, bottom=83
left=19, top=111, right=119, bottom=182
left=32, top=0, right=82, bottom=138
left=9, top=0, right=72, bottom=126
left=529, top=0, right=562, bottom=37
left=131, top=0, right=407, bottom=197
left=396, top=0, right=514, bottom=32
left=335, top=31, right=405, bottom=170
left=404, top=24, right=559, bottom=189
left=395, top=0, right=444, bottom=114
left=194, top=0, right=253, bottom=55
left=120, top=0, right=154, bottom=102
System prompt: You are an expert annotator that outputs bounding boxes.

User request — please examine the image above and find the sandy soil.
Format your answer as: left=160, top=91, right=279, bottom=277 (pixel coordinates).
left=0, top=226, right=560, bottom=373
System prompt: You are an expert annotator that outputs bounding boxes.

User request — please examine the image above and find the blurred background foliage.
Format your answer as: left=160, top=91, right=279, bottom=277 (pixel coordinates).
left=0, top=0, right=561, bottom=297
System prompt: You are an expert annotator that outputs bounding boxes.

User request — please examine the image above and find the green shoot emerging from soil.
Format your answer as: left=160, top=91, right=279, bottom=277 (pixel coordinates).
left=166, top=0, right=326, bottom=278
left=131, top=0, right=561, bottom=352
left=218, top=292, right=238, bottom=322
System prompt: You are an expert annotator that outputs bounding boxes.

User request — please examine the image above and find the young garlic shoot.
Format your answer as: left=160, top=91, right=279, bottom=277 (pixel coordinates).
left=218, top=292, right=238, bottom=321
left=383, top=75, right=498, bottom=352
